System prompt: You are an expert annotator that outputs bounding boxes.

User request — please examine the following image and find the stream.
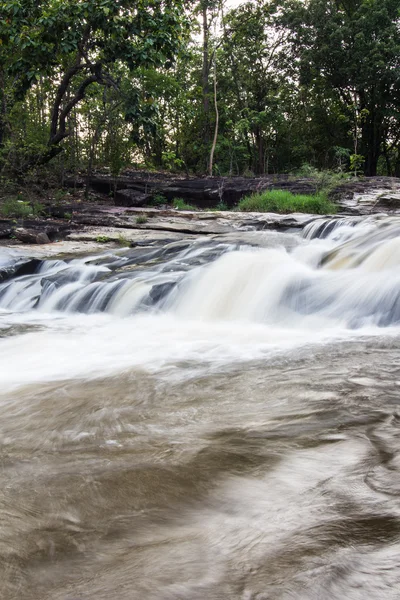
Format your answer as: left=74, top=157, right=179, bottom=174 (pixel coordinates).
left=1, top=214, right=400, bottom=599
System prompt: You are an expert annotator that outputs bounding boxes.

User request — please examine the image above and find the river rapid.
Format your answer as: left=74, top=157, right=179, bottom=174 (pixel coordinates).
left=1, top=215, right=400, bottom=599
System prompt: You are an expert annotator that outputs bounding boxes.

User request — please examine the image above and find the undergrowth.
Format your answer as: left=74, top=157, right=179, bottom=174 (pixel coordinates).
left=0, top=197, right=46, bottom=218
left=172, top=197, right=196, bottom=210
left=238, top=190, right=337, bottom=214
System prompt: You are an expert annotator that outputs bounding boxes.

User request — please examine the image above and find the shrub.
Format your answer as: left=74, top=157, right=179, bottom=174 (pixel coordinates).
left=95, top=235, right=112, bottom=243
left=0, top=197, right=47, bottom=218
left=149, top=193, right=167, bottom=206
left=32, top=202, right=46, bottom=216
left=294, top=165, right=352, bottom=193
left=237, top=190, right=337, bottom=214
left=53, top=189, right=69, bottom=203
left=0, top=198, right=33, bottom=218
left=117, top=235, right=130, bottom=247
left=172, top=197, right=196, bottom=210
left=135, top=215, right=148, bottom=224
left=208, top=201, right=229, bottom=212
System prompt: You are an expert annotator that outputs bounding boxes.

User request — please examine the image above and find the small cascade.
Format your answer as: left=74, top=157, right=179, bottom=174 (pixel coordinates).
left=302, top=216, right=363, bottom=240
left=1, top=216, right=400, bottom=329
left=0, top=242, right=240, bottom=316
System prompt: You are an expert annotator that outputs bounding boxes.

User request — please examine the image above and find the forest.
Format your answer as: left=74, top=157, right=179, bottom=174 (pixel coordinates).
left=0, top=0, right=400, bottom=186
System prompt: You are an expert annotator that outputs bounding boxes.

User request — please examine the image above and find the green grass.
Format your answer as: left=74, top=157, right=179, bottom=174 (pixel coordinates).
left=172, top=197, right=196, bottom=211
left=117, top=234, right=131, bottom=247
left=237, top=190, right=337, bottom=214
left=135, top=215, right=148, bottom=224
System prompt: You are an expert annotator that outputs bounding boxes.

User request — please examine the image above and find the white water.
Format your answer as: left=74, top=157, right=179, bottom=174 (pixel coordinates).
left=1, top=216, right=400, bottom=393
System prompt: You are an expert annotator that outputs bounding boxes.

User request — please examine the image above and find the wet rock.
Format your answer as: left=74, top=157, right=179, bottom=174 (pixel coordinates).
left=147, top=281, right=177, bottom=305
left=0, top=258, right=42, bottom=282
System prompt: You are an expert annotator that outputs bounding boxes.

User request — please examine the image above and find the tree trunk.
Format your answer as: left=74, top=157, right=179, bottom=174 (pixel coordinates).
left=254, top=127, right=264, bottom=175
left=361, top=101, right=382, bottom=177
left=394, top=147, right=400, bottom=178
left=208, top=56, right=219, bottom=176
left=202, top=3, right=210, bottom=147
left=0, top=68, right=7, bottom=149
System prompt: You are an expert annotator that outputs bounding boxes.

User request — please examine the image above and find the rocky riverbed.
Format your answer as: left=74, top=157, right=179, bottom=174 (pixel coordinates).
left=1, top=175, right=400, bottom=255
left=2, top=203, right=400, bottom=599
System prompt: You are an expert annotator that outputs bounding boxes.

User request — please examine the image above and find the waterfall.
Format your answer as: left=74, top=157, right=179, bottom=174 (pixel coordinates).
left=1, top=216, right=400, bottom=329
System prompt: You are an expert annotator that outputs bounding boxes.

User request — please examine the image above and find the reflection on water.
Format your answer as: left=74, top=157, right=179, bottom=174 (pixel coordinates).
left=1, top=216, right=400, bottom=598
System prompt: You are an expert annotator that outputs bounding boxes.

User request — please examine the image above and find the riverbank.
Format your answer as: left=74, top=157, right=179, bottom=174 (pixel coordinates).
left=1, top=174, right=400, bottom=253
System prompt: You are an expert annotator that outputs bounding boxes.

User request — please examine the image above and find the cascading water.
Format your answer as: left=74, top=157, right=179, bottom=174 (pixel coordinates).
left=1, top=215, right=400, bottom=600
left=1, top=216, right=400, bottom=328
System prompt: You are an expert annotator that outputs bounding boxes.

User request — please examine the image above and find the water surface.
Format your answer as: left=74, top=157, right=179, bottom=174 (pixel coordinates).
left=1, top=216, right=400, bottom=599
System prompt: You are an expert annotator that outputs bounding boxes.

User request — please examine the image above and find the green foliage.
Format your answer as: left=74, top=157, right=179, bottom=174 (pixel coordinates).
left=285, top=0, right=400, bottom=175
left=172, top=197, right=196, bottom=210
left=31, top=202, right=46, bottom=216
left=149, top=193, right=167, bottom=206
left=0, top=0, right=190, bottom=170
left=161, top=151, right=185, bottom=172
left=0, top=198, right=32, bottom=218
left=333, top=147, right=351, bottom=172
left=0, top=0, right=399, bottom=182
left=349, top=154, right=364, bottom=176
left=294, top=166, right=352, bottom=195
left=238, top=190, right=337, bottom=215
left=95, top=235, right=112, bottom=243
left=53, top=189, right=69, bottom=203
left=135, top=215, right=148, bottom=224
left=117, top=234, right=130, bottom=247
left=0, top=197, right=45, bottom=218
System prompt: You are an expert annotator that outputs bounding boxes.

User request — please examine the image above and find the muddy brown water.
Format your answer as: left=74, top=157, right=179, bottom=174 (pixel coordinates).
left=1, top=217, right=400, bottom=598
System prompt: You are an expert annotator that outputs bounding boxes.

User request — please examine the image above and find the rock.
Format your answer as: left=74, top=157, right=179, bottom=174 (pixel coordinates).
left=79, top=172, right=323, bottom=209
left=15, top=228, right=51, bottom=244
left=0, top=258, right=43, bottom=282
left=115, top=189, right=152, bottom=207
left=374, top=193, right=400, bottom=208
left=64, top=172, right=400, bottom=214
left=36, top=232, right=52, bottom=244
left=0, top=220, right=13, bottom=239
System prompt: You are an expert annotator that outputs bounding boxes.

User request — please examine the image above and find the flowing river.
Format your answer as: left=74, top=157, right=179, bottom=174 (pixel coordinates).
left=1, top=215, right=400, bottom=599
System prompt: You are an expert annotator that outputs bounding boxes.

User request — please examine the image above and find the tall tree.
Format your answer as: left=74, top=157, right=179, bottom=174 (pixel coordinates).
left=286, top=0, right=400, bottom=175
left=0, top=0, right=190, bottom=166
left=220, top=0, right=290, bottom=174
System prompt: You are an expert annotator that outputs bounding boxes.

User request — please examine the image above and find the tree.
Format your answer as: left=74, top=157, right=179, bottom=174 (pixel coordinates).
left=196, top=0, right=222, bottom=150
left=285, top=0, right=400, bottom=176
left=0, top=0, right=190, bottom=166
left=220, top=1, right=290, bottom=174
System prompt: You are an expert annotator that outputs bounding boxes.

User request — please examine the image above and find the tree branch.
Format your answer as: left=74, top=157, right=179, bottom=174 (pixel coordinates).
left=50, top=74, right=99, bottom=145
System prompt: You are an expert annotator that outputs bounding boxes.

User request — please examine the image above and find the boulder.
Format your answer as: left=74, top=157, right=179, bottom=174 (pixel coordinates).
left=14, top=228, right=51, bottom=244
